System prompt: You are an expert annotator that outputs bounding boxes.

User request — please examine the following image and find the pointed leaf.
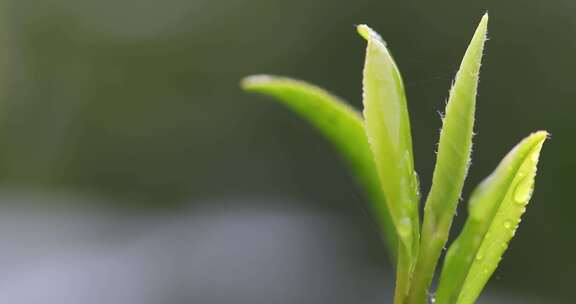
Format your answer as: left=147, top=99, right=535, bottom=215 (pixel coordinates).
left=241, top=75, right=398, bottom=253
left=357, top=25, right=420, bottom=303
left=436, top=131, right=548, bottom=304
left=407, top=14, right=488, bottom=303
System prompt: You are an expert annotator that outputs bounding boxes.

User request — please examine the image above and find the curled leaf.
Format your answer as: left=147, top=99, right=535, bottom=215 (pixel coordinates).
left=241, top=75, right=397, bottom=253
left=357, top=24, right=420, bottom=303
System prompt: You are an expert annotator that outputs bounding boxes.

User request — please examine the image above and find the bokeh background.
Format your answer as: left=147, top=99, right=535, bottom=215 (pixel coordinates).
left=0, top=0, right=571, bottom=303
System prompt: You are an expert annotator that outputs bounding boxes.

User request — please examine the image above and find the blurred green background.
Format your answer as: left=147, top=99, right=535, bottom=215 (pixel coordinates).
left=0, top=0, right=571, bottom=303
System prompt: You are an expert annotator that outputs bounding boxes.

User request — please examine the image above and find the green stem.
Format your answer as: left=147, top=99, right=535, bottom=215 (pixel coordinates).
left=405, top=216, right=447, bottom=303
left=394, top=238, right=416, bottom=304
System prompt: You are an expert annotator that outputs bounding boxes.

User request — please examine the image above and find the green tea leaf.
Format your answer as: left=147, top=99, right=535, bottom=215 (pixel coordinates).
left=241, top=75, right=398, bottom=253
left=407, top=14, right=488, bottom=303
left=357, top=25, right=420, bottom=303
left=436, top=131, right=548, bottom=304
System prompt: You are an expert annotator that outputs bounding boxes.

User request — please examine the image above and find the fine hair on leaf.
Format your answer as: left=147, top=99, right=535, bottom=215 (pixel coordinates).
left=241, top=12, right=548, bottom=304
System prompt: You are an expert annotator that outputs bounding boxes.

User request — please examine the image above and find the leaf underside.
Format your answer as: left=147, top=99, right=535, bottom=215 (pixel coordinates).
left=241, top=75, right=398, bottom=253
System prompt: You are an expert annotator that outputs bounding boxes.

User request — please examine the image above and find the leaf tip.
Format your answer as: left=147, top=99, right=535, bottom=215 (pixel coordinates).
left=481, top=11, right=489, bottom=25
left=356, top=24, right=370, bottom=40
left=356, top=24, right=385, bottom=45
left=531, top=130, right=550, bottom=156
left=531, top=130, right=550, bottom=144
left=476, top=12, right=489, bottom=42
left=240, top=74, right=274, bottom=91
left=516, top=131, right=549, bottom=169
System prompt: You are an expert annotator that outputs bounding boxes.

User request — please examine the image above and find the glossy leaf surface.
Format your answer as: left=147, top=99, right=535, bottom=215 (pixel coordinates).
left=357, top=25, right=420, bottom=303
left=436, top=131, right=548, bottom=304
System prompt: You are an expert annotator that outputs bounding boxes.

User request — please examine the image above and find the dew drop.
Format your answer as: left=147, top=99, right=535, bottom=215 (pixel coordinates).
left=475, top=253, right=484, bottom=261
left=503, top=220, right=513, bottom=229
left=400, top=217, right=411, bottom=229
left=428, top=291, right=436, bottom=304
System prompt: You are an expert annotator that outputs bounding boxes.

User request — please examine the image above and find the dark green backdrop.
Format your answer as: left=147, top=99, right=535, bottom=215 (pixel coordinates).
left=0, top=0, right=572, bottom=302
